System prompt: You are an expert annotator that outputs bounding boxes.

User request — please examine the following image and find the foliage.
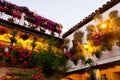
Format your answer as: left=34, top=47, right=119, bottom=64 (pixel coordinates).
left=0, top=44, right=67, bottom=79
left=64, top=30, right=85, bottom=65
left=86, top=25, right=97, bottom=40
left=10, top=30, right=18, bottom=46
left=108, top=10, right=118, bottom=18
left=3, top=67, right=46, bottom=80
left=86, top=10, right=120, bottom=58
left=36, top=50, right=67, bottom=78
left=73, top=30, right=84, bottom=43
left=31, top=37, right=37, bottom=51
left=94, top=12, right=103, bottom=22
left=0, top=47, right=5, bottom=60
left=0, top=0, right=63, bottom=34
left=62, top=38, right=70, bottom=48
left=84, top=58, right=96, bottom=80
left=108, top=10, right=120, bottom=27
left=84, top=58, right=94, bottom=66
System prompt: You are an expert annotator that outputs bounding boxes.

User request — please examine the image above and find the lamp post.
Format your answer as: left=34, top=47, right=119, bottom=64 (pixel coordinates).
left=83, top=43, right=89, bottom=57
left=83, top=43, right=97, bottom=80
left=84, top=43, right=88, bottom=50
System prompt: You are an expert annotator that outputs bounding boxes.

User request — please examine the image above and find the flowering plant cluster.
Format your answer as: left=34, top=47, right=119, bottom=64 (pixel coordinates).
left=0, top=39, right=67, bottom=79
left=89, top=31, right=115, bottom=51
left=86, top=10, right=120, bottom=57
left=0, top=27, right=8, bottom=35
left=20, top=33, right=30, bottom=40
left=1, top=67, right=46, bottom=80
left=64, top=30, right=85, bottom=65
left=64, top=10, right=120, bottom=65
left=0, top=45, right=32, bottom=67
left=0, top=0, right=62, bottom=34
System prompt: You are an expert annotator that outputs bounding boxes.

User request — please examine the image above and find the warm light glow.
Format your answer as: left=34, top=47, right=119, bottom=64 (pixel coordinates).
left=101, top=23, right=107, bottom=29
left=83, top=43, right=88, bottom=50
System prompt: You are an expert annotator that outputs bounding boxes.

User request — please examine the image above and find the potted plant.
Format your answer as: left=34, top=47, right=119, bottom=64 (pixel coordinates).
left=84, top=58, right=96, bottom=80
left=20, top=33, right=29, bottom=40
left=35, top=50, right=67, bottom=78
left=92, top=50, right=102, bottom=58
left=9, top=30, right=18, bottom=46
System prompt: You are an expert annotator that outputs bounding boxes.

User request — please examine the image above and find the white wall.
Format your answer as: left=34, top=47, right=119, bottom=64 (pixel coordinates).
left=66, top=2, right=120, bottom=72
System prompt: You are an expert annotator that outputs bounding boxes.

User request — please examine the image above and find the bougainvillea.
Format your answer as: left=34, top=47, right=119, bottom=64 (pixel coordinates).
left=0, top=0, right=63, bottom=34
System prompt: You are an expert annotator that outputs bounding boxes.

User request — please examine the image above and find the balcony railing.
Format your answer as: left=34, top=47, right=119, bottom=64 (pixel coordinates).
left=0, top=0, right=62, bottom=37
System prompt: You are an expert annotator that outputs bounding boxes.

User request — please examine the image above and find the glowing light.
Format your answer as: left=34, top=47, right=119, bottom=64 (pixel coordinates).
left=83, top=43, right=88, bottom=50
left=101, top=23, right=107, bottom=29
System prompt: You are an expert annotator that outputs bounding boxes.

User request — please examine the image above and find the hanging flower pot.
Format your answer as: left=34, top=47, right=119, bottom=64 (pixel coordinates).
left=10, top=30, right=18, bottom=46
left=95, top=53, right=101, bottom=58
left=72, top=59, right=78, bottom=65
left=20, top=34, right=29, bottom=40
left=93, top=51, right=102, bottom=58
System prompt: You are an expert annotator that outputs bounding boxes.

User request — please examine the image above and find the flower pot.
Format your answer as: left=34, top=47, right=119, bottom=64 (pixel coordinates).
left=95, top=53, right=101, bottom=58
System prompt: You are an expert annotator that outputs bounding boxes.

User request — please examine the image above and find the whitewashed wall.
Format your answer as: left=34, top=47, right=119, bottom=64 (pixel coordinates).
left=66, top=2, right=120, bottom=72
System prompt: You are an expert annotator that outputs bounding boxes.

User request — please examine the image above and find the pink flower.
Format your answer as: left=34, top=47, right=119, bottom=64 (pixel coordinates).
left=0, top=53, right=4, bottom=57
left=32, top=74, right=35, bottom=78
left=12, top=61, right=15, bottom=64
left=34, top=67, right=39, bottom=72
left=28, top=52, right=32, bottom=55
left=23, top=61, right=27, bottom=64
left=19, top=58, right=23, bottom=61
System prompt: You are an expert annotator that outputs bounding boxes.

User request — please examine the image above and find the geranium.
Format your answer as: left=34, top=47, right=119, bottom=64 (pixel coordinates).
left=2, top=47, right=32, bottom=67
left=12, top=12, right=21, bottom=19
left=89, top=30, right=115, bottom=51
left=90, top=32, right=105, bottom=45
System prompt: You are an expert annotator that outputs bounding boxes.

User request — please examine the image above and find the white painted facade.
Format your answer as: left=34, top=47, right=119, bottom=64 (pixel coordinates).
left=66, top=2, right=120, bottom=72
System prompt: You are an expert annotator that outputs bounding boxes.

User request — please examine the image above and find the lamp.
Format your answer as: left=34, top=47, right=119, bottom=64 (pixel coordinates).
left=101, top=23, right=107, bottom=29
left=84, top=43, right=88, bottom=50
left=83, top=43, right=90, bottom=57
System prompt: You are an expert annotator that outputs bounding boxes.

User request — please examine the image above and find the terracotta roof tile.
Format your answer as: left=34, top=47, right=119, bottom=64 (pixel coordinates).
left=62, top=0, right=120, bottom=38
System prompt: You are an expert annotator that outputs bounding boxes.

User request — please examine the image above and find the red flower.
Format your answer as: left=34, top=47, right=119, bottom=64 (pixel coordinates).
left=34, top=67, right=39, bottom=72
left=28, top=52, right=32, bottom=55
left=0, top=27, right=8, bottom=35
left=19, top=58, right=23, bottom=61
left=0, top=53, right=4, bottom=57
left=23, top=61, right=27, bottom=65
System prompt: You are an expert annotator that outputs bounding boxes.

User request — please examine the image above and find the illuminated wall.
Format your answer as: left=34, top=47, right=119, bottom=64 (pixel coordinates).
left=62, top=65, right=120, bottom=80
left=0, top=25, right=61, bottom=53
left=65, top=2, right=120, bottom=72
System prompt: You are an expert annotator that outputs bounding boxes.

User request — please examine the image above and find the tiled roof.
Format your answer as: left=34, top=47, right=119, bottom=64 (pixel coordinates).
left=62, top=0, right=120, bottom=38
